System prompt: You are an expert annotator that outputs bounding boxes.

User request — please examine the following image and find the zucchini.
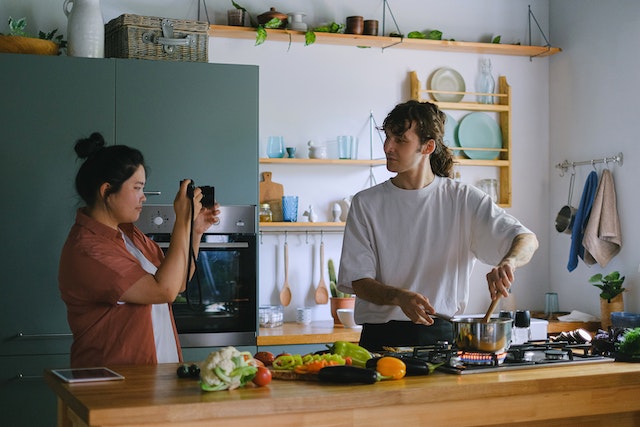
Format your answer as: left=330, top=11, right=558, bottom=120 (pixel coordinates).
left=317, top=366, right=378, bottom=384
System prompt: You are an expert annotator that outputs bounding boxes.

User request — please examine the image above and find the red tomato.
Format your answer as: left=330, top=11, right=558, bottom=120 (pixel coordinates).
left=254, top=351, right=275, bottom=366
left=252, top=366, right=272, bottom=387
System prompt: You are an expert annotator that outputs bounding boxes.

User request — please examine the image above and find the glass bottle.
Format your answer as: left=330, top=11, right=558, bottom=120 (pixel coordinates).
left=259, top=204, right=273, bottom=222
left=513, top=310, right=531, bottom=345
left=475, top=58, right=495, bottom=104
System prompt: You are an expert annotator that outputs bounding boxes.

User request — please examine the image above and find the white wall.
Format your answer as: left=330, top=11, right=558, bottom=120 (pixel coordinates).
left=2, top=0, right=556, bottom=322
left=549, top=1, right=640, bottom=318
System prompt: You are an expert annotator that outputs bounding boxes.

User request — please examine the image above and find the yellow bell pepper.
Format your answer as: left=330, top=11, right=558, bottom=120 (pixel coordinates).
left=375, top=356, right=406, bottom=380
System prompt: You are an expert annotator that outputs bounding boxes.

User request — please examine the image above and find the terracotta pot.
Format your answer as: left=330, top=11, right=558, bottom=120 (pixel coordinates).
left=600, top=293, right=624, bottom=330
left=0, top=35, right=59, bottom=55
left=330, top=297, right=355, bottom=326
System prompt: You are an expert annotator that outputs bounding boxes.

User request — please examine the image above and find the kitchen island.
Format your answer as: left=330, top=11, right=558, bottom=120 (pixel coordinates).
left=46, top=361, right=640, bottom=427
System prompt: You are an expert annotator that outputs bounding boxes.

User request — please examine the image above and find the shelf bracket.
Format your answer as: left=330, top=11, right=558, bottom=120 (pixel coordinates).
left=527, top=5, right=551, bottom=61
left=381, top=0, right=403, bottom=51
left=197, top=0, right=211, bottom=24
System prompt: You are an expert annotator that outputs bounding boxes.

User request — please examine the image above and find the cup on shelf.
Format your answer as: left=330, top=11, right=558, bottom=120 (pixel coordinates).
left=282, top=196, right=298, bottom=222
left=267, top=136, right=285, bottom=158
left=227, top=9, right=245, bottom=26
left=296, top=307, right=312, bottom=324
left=286, top=147, right=296, bottom=158
left=337, top=135, right=355, bottom=159
left=363, top=20, right=379, bottom=36
left=544, top=292, right=559, bottom=318
left=345, top=16, right=364, bottom=35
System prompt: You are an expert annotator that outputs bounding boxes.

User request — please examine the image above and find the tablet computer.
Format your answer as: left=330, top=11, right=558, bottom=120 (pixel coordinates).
left=51, top=367, right=124, bottom=383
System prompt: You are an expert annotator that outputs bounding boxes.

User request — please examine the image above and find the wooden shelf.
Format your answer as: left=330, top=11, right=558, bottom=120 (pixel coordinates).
left=410, top=71, right=512, bottom=207
left=208, top=25, right=561, bottom=57
left=259, top=158, right=385, bottom=166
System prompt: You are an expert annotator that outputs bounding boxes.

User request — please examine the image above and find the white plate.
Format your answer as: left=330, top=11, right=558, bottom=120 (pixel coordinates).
left=457, top=112, right=502, bottom=160
left=443, top=113, right=458, bottom=147
left=429, top=67, right=465, bottom=102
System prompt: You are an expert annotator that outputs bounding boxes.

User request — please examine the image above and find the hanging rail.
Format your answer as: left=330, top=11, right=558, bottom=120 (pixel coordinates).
left=555, top=152, right=623, bottom=176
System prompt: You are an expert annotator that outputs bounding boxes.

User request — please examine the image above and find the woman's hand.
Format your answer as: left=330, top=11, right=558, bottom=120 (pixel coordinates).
left=193, top=202, right=221, bottom=235
left=174, top=180, right=202, bottom=225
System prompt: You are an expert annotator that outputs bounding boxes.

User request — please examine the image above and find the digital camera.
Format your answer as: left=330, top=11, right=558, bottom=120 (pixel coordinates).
left=186, top=181, right=215, bottom=208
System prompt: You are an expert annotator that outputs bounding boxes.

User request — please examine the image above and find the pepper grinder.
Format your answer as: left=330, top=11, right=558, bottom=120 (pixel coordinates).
left=513, top=310, right=531, bottom=345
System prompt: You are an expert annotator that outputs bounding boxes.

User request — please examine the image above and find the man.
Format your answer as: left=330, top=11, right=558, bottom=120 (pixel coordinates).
left=337, top=100, right=538, bottom=351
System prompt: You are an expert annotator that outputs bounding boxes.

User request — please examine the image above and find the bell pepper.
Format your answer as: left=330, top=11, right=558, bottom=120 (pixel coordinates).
left=328, top=341, right=372, bottom=368
left=271, top=354, right=304, bottom=370
left=375, top=356, right=406, bottom=380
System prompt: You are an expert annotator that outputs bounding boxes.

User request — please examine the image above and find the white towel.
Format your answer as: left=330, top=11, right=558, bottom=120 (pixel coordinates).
left=583, top=169, right=622, bottom=267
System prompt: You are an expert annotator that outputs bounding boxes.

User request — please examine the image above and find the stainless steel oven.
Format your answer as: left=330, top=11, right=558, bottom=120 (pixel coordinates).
left=135, top=204, right=257, bottom=347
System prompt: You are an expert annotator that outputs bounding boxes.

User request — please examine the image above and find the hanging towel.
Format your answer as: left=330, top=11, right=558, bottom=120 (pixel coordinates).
left=567, top=171, right=598, bottom=272
left=583, top=169, right=622, bottom=267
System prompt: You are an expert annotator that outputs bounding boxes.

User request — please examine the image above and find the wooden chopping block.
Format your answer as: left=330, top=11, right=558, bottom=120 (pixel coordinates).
left=269, top=369, right=319, bottom=381
left=259, top=171, right=283, bottom=221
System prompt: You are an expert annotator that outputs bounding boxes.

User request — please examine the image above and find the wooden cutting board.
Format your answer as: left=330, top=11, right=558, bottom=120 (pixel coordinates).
left=259, top=171, right=283, bottom=221
left=269, top=369, right=319, bottom=381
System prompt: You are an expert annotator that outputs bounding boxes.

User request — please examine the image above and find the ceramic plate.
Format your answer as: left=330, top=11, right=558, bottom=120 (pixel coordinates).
left=443, top=113, right=458, bottom=147
left=429, top=67, right=465, bottom=102
left=457, top=113, right=502, bottom=160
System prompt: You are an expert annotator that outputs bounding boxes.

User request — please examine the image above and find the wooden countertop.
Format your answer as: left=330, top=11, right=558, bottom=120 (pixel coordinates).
left=46, top=361, right=640, bottom=427
left=257, top=321, right=361, bottom=346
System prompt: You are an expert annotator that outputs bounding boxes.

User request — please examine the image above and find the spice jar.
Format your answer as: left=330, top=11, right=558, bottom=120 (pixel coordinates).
left=259, top=204, right=273, bottom=222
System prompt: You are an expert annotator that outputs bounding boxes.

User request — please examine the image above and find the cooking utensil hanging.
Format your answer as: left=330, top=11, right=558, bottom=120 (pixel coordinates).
left=555, top=169, right=576, bottom=233
left=279, top=240, right=292, bottom=306
left=314, top=238, right=329, bottom=304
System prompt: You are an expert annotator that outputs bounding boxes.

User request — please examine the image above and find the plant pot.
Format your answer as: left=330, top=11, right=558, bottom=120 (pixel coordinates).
left=330, top=297, right=355, bottom=326
left=0, top=35, right=59, bottom=55
left=600, top=293, right=624, bottom=330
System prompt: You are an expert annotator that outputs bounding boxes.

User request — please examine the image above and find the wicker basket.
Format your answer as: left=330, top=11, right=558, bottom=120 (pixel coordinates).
left=105, top=14, right=208, bottom=62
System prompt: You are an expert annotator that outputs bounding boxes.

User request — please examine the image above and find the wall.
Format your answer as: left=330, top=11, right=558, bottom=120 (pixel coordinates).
left=549, top=1, right=640, bottom=317
left=1, top=0, right=554, bottom=321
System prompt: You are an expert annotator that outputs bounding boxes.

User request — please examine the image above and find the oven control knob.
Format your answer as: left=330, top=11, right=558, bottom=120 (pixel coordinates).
left=153, top=216, right=164, bottom=226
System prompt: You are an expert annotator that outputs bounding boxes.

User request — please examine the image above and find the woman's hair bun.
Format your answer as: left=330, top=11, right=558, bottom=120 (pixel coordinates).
left=75, top=132, right=106, bottom=159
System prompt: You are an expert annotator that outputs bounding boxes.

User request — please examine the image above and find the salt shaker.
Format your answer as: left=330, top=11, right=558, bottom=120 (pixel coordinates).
left=513, top=310, right=531, bottom=345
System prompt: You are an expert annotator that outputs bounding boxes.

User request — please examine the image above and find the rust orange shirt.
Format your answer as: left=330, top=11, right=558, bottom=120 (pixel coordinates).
left=58, top=209, right=183, bottom=367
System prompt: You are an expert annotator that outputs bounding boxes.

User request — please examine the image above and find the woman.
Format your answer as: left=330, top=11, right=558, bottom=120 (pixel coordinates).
left=59, top=132, right=220, bottom=367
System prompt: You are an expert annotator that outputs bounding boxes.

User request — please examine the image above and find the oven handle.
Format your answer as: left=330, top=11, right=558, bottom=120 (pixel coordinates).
left=156, top=242, right=249, bottom=249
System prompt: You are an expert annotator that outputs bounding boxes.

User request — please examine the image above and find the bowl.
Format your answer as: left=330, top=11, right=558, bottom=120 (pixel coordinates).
left=336, top=309, right=358, bottom=328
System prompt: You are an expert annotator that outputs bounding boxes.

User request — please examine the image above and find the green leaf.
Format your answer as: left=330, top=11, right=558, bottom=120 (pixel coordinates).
left=407, top=31, right=426, bottom=39
left=492, top=35, right=502, bottom=44
left=264, top=17, right=282, bottom=29
left=427, top=30, right=443, bottom=40
left=589, top=273, right=603, bottom=283
left=255, top=26, right=267, bottom=46
left=304, top=31, right=316, bottom=46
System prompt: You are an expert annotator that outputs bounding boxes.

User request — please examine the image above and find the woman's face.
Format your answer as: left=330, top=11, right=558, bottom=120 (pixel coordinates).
left=105, top=165, right=147, bottom=224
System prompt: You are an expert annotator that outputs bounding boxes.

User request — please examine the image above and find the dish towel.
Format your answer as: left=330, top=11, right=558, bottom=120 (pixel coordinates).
left=567, top=171, right=598, bottom=272
left=582, top=169, right=622, bottom=267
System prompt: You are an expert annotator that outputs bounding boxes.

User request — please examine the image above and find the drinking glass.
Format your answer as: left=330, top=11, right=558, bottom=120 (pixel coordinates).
left=282, top=196, right=298, bottom=222
left=544, top=292, right=559, bottom=318
left=337, top=135, right=354, bottom=159
left=266, top=136, right=285, bottom=158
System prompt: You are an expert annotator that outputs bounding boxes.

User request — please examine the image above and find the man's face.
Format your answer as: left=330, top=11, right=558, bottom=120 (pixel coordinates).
left=383, top=122, right=427, bottom=174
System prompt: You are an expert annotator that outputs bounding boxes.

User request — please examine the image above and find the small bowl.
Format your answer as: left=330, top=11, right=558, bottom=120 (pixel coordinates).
left=336, top=309, right=358, bottom=328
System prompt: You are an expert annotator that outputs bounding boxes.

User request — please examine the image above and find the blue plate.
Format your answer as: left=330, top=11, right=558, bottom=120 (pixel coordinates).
left=443, top=113, right=458, bottom=147
left=457, top=113, right=502, bottom=160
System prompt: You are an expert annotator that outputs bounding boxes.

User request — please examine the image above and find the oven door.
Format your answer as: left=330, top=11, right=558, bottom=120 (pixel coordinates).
left=158, top=235, right=257, bottom=347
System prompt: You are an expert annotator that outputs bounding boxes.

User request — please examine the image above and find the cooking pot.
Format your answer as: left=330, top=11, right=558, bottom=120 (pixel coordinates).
left=451, top=317, right=512, bottom=353
left=555, top=171, right=576, bottom=233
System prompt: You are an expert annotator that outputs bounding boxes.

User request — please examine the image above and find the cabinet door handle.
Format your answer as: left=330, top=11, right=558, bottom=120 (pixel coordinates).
left=14, top=332, right=73, bottom=340
left=13, top=373, right=43, bottom=381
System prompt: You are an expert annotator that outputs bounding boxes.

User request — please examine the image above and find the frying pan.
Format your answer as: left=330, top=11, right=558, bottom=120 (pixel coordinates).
left=555, top=171, right=576, bottom=233
left=432, top=313, right=512, bottom=353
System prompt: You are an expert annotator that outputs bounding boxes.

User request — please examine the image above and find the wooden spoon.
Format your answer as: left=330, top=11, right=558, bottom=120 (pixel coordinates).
left=482, top=296, right=501, bottom=323
left=314, top=241, right=329, bottom=304
left=279, top=242, right=292, bottom=306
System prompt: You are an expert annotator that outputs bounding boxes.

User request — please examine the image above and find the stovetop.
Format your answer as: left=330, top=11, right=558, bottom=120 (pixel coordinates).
left=404, top=341, right=615, bottom=375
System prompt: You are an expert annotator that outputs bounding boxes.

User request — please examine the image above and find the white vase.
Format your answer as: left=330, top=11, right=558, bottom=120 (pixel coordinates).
left=63, top=0, right=104, bottom=58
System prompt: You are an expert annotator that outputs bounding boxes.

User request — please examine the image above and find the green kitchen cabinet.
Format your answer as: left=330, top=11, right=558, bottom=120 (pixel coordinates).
left=0, top=53, right=258, bottom=427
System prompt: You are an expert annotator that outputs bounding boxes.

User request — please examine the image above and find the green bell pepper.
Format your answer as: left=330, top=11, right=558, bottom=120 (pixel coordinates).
left=328, top=341, right=372, bottom=368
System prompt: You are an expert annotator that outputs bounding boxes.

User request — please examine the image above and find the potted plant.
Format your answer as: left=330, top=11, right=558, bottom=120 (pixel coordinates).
left=328, top=259, right=355, bottom=325
left=0, top=17, right=66, bottom=55
left=590, top=271, right=626, bottom=330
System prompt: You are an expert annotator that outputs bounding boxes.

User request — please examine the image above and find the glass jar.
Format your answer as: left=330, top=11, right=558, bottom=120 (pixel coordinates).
left=259, top=204, right=273, bottom=222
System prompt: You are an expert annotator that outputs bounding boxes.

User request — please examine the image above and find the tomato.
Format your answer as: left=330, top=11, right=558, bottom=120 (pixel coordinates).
left=254, top=351, right=275, bottom=366
left=252, top=366, right=272, bottom=387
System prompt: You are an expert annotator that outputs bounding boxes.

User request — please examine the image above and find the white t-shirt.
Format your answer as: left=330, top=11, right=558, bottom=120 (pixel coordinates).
left=120, top=231, right=180, bottom=363
left=337, top=177, right=532, bottom=324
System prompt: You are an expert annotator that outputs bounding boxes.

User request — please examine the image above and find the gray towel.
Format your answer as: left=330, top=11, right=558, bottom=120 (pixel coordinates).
left=583, top=169, right=622, bottom=267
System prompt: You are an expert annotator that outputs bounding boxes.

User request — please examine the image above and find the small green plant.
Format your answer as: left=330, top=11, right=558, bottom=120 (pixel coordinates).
left=328, top=259, right=350, bottom=298
left=589, top=271, right=626, bottom=302
left=3, top=17, right=66, bottom=48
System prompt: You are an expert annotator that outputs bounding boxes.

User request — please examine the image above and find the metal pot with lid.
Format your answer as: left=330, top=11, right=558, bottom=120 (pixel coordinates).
left=257, top=7, right=288, bottom=28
